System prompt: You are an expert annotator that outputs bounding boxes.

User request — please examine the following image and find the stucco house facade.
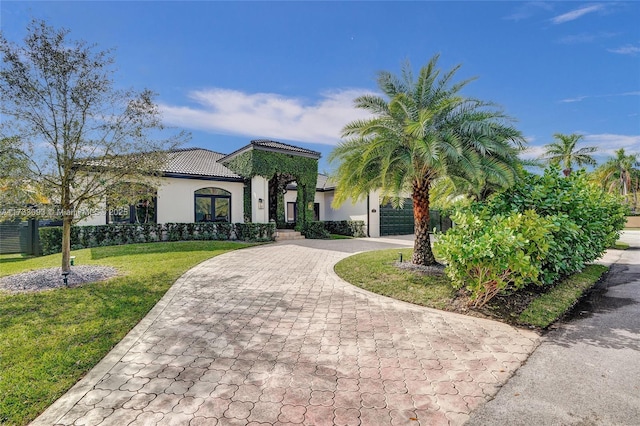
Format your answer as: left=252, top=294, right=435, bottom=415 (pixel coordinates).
left=81, top=140, right=414, bottom=237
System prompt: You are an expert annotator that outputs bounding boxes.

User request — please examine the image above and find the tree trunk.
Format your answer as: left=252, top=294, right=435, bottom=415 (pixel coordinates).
left=268, top=174, right=278, bottom=223
left=61, top=212, right=72, bottom=273
left=411, top=180, right=437, bottom=266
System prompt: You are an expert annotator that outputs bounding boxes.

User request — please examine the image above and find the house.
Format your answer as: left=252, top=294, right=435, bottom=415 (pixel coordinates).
left=81, top=139, right=416, bottom=237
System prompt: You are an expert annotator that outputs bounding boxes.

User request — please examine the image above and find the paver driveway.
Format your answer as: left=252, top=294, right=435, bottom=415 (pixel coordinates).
left=34, top=238, right=539, bottom=426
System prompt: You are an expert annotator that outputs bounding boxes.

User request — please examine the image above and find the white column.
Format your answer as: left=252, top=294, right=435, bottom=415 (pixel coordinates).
left=251, top=175, right=269, bottom=223
left=368, top=190, right=381, bottom=237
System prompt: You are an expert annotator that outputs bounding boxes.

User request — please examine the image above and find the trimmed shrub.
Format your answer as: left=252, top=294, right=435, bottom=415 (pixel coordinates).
left=39, top=226, right=64, bottom=256
left=236, top=223, right=276, bottom=241
left=434, top=166, right=627, bottom=306
left=297, top=221, right=330, bottom=239
left=435, top=209, right=554, bottom=307
left=483, top=167, right=628, bottom=284
left=38, top=222, right=276, bottom=255
left=324, top=220, right=366, bottom=237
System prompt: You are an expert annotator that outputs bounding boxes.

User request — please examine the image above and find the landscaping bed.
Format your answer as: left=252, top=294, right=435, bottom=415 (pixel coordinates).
left=334, top=248, right=609, bottom=329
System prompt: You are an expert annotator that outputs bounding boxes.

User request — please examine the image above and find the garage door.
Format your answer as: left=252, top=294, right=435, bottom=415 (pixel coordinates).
left=379, top=199, right=414, bottom=236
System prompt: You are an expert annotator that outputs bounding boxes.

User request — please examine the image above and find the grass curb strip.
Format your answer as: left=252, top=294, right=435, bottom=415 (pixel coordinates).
left=518, top=264, right=608, bottom=328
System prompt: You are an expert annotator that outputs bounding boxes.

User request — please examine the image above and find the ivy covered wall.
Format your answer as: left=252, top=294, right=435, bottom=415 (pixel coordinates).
left=224, top=150, right=318, bottom=227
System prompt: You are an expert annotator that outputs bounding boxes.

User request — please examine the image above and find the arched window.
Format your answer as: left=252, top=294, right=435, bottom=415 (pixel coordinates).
left=195, top=188, right=231, bottom=223
left=106, top=183, right=157, bottom=224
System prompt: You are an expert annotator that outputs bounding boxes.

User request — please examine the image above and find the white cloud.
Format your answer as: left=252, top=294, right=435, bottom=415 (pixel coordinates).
left=504, top=2, right=553, bottom=21
left=519, top=136, right=546, bottom=160
left=558, top=31, right=617, bottom=44
left=608, top=44, right=640, bottom=55
left=558, top=91, right=640, bottom=103
left=520, top=134, right=640, bottom=160
left=159, top=88, right=375, bottom=145
left=584, top=133, right=640, bottom=155
left=551, top=4, right=604, bottom=24
left=520, top=145, right=547, bottom=160
left=560, top=96, right=589, bottom=103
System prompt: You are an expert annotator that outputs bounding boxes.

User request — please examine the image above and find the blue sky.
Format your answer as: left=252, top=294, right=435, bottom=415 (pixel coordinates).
left=2, top=1, right=639, bottom=172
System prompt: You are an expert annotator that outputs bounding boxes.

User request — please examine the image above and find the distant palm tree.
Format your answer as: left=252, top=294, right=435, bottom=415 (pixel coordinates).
left=594, top=148, right=640, bottom=212
left=329, top=55, right=525, bottom=266
left=541, top=133, right=597, bottom=176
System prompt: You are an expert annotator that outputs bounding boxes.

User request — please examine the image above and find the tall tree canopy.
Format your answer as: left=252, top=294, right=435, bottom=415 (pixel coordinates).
left=593, top=148, right=639, bottom=213
left=0, top=20, right=188, bottom=271
left=541, top=133, right=597, bottom=176
left=330, top=55, right=526, bottom=266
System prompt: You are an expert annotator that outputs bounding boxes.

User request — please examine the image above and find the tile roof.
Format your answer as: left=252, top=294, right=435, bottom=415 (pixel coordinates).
left=286, top=173, right=336, bottom=191
left=251, top=139, right=322, bottom=158
left=316, top=174, right=336, bottom=190
left=160, top=141, right=323, bottom=182
left=220, top=139, right=322, bottom=163
left=162, top=148, right=242, bottom=180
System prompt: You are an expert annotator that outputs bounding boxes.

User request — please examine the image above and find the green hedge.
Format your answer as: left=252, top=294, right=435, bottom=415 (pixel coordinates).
left=434, top=166, right=628, bottom=306
left=435, top=209, right=553, bottom=307
left=295, top=220, right=366, bottom=239
left=483, top=167, right=628, bottom=285
left=297, top=221, right=330, bottom=239
left=39, top=222, right=275, bottom=255
left=324, top=220, right=366, bottom=237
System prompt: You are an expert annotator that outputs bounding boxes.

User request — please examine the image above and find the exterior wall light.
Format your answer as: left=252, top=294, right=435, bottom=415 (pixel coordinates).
left=258, top=198, right=264, bottom=209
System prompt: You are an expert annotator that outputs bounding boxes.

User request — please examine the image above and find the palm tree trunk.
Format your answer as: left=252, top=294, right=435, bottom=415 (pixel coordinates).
left=411, top=180, right=437, bottom=266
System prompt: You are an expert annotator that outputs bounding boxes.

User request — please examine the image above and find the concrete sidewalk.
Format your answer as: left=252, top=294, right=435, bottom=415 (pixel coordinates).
left=467, top=231, right=640, bottom=425
left=32, top=236, right=539, bottom=426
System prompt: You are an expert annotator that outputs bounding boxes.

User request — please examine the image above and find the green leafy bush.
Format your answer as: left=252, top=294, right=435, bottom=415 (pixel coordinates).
left=38, top=222, right=275, bottom=254
left=297, top=221, right=330, bottom=239
left=435, top=209, right=553, bottom=307
left=483, top=167, right=628, bottom=284
left=38, top=226, right=63, bottom=256
left=236, top=223, right=276, bottom=241
left=324, top=220, right=366, bottom=237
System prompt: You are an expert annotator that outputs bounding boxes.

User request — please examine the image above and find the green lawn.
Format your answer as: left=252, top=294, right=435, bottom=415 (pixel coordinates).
left=0, top=241, right=251, bottom=426
left=518, top=264, right=608, bottom=327
left=611, top=241, right=630, bottom=250
left=334, top=248, right=608, bottom=329
left=334, top=248, right=456, bottom=310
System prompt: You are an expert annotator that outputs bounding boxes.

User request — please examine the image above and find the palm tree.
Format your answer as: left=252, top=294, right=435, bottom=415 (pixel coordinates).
left=329, top=55, right=526, bottom=266
left=541, top=133, right=597, bottom=176
left=594, top=148, right=640, bottom=212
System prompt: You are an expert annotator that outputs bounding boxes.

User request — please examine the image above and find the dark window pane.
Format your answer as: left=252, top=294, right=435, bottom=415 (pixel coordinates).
left=109, top=206, right=131, bottom=224
left=195, top=197, right=212, bottom=222
left=134, top=199, right=156, bottom=224
left=214, top=198, right=230, bottom=222
left=195, top=187, right=231, bottom=196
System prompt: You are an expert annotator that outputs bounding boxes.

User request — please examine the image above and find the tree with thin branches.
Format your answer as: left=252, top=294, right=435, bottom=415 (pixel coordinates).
left=0, top=20, right=188, bottom=271
left=329, top=55, right=526, bottom=266
left=541, top=133, right=597, bottom=176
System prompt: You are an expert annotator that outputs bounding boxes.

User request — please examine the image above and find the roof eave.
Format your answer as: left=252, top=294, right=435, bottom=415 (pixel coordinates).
left=162, top=172, right=244, bottom=182
left=251, top=143, right=321, bottom=159
left=218, top=140, right=321, bottom=164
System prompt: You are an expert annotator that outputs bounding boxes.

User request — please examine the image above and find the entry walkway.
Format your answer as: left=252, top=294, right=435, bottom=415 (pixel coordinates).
left=33, top=237, right=539, bottom=426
